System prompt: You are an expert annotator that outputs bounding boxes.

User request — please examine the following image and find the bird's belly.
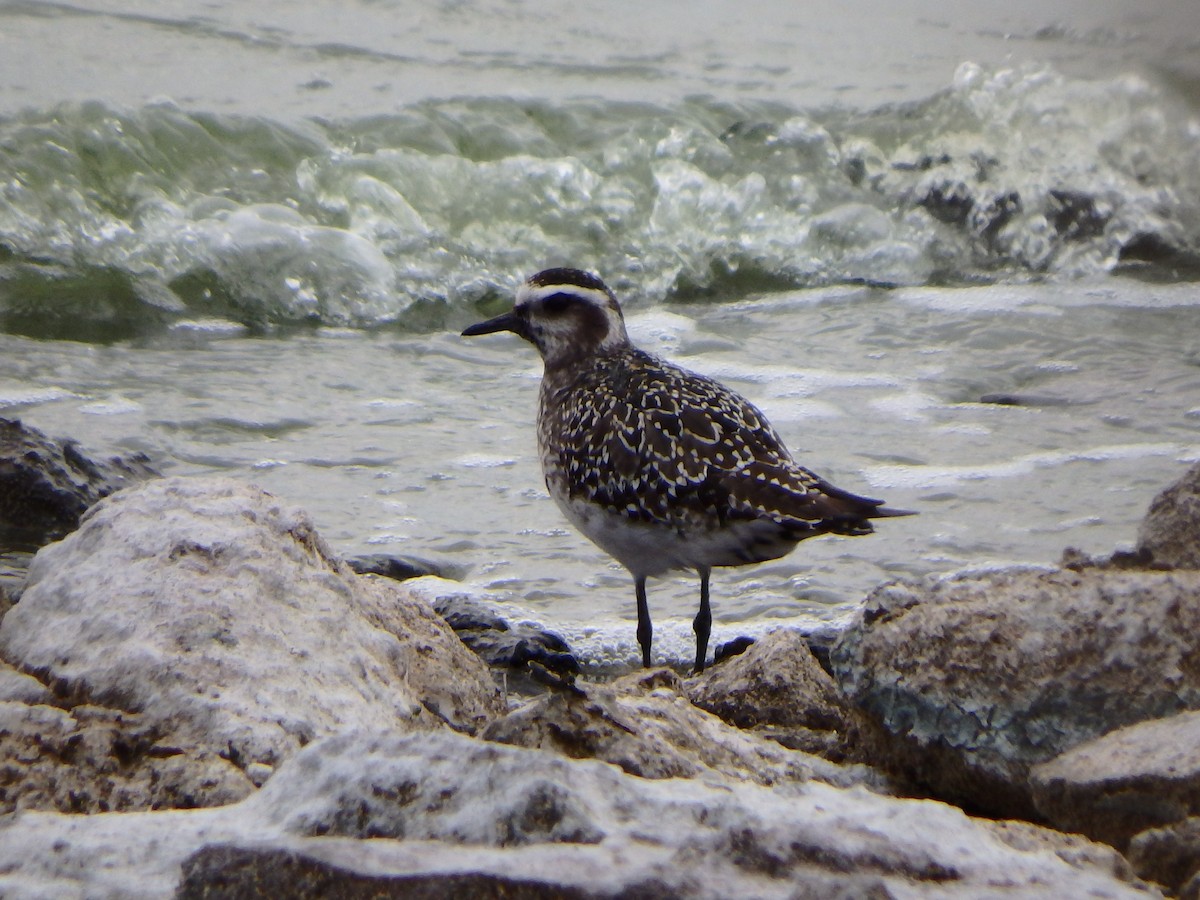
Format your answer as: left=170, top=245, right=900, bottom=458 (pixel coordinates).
left=551, top=493, right=800, bottom=579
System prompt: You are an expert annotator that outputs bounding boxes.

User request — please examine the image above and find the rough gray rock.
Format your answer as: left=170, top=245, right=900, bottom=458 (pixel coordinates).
left=1127, top=817, right=1200, bottom=898
left=0, top=417, right=158, bottom=549
left=1137, top=461, right=1200, bottom=569
left=0, top=477, right=503, bottom=808
left=176, top=846, right=614, bottom=900
left=686, top=627, right=878, bottom=764
left=0, top=659, right=51, bottom=705
left=418, top=580, right=579, bottom=675
left=0, top=700, right=254, bottom=815
left=1030, top=710, right=1200, bottom=848
left=981, top=819, right=1137, bottom=885
left=482, top=667, right=887, bottom=791
left=0, top=729, right=1159, bottom=899
left=0, top=578, right=19, bottom=619
left=830, top=566, right=1200, bottom=819
left=345, top=552, right=448, bottom=582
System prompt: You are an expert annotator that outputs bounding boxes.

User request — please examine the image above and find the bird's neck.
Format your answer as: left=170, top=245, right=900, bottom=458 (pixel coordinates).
left=541, top=336, right=633, bottom=382
left=540, top=343, right=637, bottom=399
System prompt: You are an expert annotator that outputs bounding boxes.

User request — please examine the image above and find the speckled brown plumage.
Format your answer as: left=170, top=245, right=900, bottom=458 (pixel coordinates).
left=463, top=267, right=911, bottom=672
left=538, top=344, right=880, bottom=540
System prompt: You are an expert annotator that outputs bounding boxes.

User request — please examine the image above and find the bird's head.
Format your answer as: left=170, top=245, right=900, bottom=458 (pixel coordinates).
left=462, top=268, right=631, bottom=369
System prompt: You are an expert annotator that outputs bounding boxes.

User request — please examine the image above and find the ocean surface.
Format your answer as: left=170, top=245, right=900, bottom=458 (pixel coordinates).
left=1, top=0, right=1199, bottom=666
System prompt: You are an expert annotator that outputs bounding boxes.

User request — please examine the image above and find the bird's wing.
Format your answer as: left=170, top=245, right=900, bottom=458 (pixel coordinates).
left=635, top=357, right=890, bottom=530
left=552, top=351, right=886, bottom=530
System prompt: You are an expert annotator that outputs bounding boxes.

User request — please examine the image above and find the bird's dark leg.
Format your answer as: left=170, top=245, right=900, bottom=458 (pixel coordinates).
left=635, top=576, right=653, bottom=668
left=693, top=568, right=712, bottom=674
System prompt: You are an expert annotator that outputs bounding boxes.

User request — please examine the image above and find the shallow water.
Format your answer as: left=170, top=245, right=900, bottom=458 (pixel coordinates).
left=3, top=0, right=1198, bottom=114
left=4, top=278, right=1197, bottom=664
left=1, top=0, right=1199, bottom=665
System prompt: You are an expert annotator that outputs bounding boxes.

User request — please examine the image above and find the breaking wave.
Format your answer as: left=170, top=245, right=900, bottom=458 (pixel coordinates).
left=1, top=62, right=1198, bottom=337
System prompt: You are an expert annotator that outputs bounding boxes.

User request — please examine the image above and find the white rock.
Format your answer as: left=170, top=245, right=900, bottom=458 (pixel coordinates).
left=0, top=661, right=53, bottom=705
left=484, top=667, right=889, bottom=792
left=1032, top=709, right=1200, bottom=848
left=0, top=477, right=503, bottom=777
left=1138, top=461, right=1200, bottom=569
left=0, top=729, right=1157, bottom=899
left=831, top=566, right=1200, bottom=819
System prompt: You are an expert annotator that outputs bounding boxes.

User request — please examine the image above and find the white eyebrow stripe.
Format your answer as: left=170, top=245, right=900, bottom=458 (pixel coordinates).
left=515, top=282, right=613, bottom=309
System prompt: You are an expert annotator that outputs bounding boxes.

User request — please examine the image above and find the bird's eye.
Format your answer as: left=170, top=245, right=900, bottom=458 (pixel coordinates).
left=542, top=292, right=573, bottom=314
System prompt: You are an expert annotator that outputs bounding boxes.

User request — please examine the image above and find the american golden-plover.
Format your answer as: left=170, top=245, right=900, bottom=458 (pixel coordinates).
left=463, top=268, right=911, bottom=672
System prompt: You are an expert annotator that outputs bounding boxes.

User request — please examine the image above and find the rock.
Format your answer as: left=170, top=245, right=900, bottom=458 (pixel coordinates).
left=686, top=627, right=878, bottom=764
left=0, top=729, right=1159, bottom=899
left=345, top=552, right=448, bottom=581
left=1137, top=461, right=1200, bottom=569
left=978, top=393, right=1077, bottom=408
left=0, top=701, right=253, bottom=814
left=412, top=578, right=580, bottom=675
left=1117, top=233, right=1200, bottom=275
left=0, top=477, right=503, bottom=808
left=830, top=566, right=1200, bottom=819
left=0, top=659, right=52, bottom=705
left=1127, top=818, right=1200, bottom=898
left=1030, top=710, right=1200, bottom=848
left=177, top=845, right=613, bottom=900
left=0, top=417, right=158, bottom=549
left=981, top=819, right=1138, bottom=885
left=0, top=582, right=15, bottom=622
left=483, top=667, right=887, bottom=791
left=711, top=634, right=756, bottom=664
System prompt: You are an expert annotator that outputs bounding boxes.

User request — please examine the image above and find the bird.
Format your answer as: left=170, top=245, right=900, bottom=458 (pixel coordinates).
left=462, top=267, right=912, bottom=673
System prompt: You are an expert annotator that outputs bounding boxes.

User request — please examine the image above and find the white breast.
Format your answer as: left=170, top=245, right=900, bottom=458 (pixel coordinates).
left=549, top=491, right=801, bottom=579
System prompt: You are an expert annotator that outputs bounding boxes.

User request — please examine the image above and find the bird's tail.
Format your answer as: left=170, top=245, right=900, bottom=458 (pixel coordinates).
left=817, top=485, right=916, bottom=535
left=867, top=504, right=917, bottom=518
left=817, top=478, right=916, bottom=519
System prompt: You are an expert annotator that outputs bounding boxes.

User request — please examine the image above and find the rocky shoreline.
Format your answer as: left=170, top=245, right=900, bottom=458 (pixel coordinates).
left=1, top=418, right=1199, bottom=897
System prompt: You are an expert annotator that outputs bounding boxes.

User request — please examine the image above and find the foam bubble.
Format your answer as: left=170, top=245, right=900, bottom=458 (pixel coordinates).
left=0, top=387, right=78, bottom=409
left=455, top=454, right=518, bottom=469
left=79, top=397, right=143, bottom=416
left=864, top=442, right=1199, bottom=490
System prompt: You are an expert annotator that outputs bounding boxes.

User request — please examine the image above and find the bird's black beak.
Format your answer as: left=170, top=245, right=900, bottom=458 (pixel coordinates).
left=462, top=310, right=527, bottom=339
